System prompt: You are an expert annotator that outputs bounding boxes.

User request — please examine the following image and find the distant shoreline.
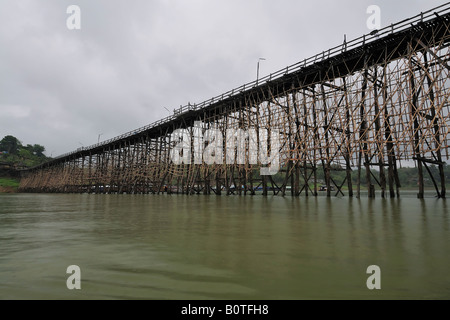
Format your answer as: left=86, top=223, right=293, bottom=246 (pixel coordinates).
left=0, top=186, right=18, bottom=193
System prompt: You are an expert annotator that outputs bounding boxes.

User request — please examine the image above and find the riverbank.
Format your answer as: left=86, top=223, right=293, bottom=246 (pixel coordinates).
left=0, top=177, right=20, bottom=193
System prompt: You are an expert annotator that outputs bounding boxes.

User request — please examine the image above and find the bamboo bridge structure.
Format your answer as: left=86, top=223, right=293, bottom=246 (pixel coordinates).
left=20, top=4, right=450, bottom=198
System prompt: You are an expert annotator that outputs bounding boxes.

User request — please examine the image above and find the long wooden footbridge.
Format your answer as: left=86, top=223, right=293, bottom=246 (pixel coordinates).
left=20, top=4, right=450, bottom=198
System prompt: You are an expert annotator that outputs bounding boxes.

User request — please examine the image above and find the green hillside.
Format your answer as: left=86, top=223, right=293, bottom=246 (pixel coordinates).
left=1, top=135, right=51, bottom=169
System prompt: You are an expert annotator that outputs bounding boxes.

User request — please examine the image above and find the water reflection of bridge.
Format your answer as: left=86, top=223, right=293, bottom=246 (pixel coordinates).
left=20, top=4, right=450, bottom=198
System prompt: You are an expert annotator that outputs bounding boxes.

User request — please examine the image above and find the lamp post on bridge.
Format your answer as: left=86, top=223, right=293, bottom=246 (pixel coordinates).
left=257, top=58, right=266, bottom=85
left=98, top=133, right=103, bottom=144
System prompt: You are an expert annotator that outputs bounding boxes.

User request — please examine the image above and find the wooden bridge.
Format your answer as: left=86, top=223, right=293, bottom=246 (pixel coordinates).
left=20, top=4, right=450, bottom=198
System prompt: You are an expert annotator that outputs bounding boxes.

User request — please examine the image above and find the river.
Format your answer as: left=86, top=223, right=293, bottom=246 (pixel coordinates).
left=0, top=192, right=449, bottom=299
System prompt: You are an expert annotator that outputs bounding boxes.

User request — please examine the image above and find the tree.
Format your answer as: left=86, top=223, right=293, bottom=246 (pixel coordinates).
left=18, top=148, right=33, bottom=159
left=24, top=144, right=46, bottom=157
left=0, top=135, right=22, bottom=155
left=32, top=144, right=45, bottom=157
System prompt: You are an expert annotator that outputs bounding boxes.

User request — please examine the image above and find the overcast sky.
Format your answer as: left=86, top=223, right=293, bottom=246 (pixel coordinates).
left=0, top=0, right=448, bottom=156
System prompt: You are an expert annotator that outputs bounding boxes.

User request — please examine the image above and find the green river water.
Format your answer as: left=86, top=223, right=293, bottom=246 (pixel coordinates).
left=0, top=192, right=449, bottom=300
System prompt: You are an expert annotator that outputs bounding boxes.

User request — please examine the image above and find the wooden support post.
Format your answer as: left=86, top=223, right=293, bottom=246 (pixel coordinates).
left=360, top=58, right=374, bottom=198
left=320, top=84, right=332, bottom=197
left=216, top=166, right=222, bottom=195
left=424, top=51, right=446, bottom=198
left=409, top=43, right=424, bottom=199
left=343, top=78, right=353, bottom=197
left=373, top=67, right=386, bottom=198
